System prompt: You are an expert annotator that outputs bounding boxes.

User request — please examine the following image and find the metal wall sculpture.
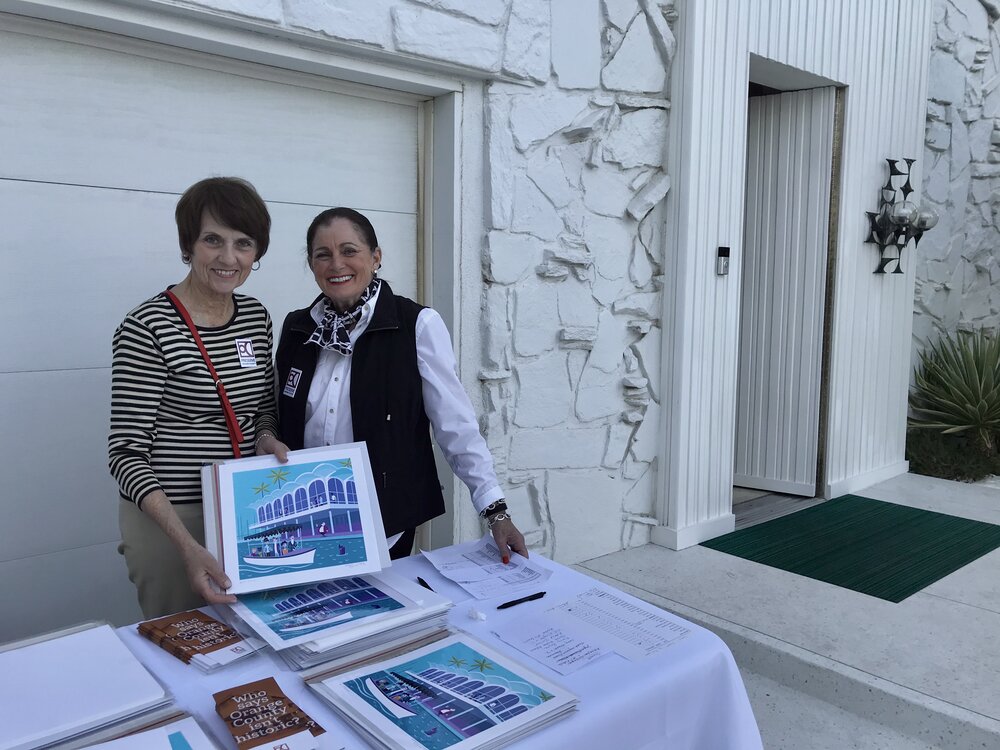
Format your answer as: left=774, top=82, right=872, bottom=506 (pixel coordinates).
left=864, top=158, right=938, bottom=274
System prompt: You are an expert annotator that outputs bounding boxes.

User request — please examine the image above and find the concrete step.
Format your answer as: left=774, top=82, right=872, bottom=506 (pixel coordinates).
left=741, top=670, right=939, bottom=750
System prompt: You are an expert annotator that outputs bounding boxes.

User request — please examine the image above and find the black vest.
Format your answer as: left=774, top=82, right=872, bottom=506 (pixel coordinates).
left=275, top=284, right=446, bottom=536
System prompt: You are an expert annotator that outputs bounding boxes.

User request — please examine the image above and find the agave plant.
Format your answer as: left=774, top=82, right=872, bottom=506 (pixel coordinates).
left=909, top=329, right=1000, bottom=454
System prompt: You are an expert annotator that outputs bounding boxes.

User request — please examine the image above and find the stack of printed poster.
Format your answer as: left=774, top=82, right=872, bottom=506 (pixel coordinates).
left=202, top=443, right=451, bottom=672
left=0, top=622, right=177, bottom=750
left=201, top=443, right=391, bottom=595
left=227, top=571, right=453, bottom=673
left=137, top=609, right=265, bottom=673
left=307, top=633, right=577, bottom=750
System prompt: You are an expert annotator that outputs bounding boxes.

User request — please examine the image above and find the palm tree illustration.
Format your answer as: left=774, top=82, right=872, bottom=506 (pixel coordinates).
left=539, top=690, right=554, bottom=702
left=472, top=658, right=493, bottom=673
left=448, top=656, right=467, bottom=669
left=268, top=468, right=290, bottom=488
left=253, top=482, right=270, bottom=498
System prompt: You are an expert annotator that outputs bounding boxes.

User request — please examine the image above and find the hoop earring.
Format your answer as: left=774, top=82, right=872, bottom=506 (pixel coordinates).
left=181, top=254, right=191, bottom=264
left=252, top=260, right=261, bottom=271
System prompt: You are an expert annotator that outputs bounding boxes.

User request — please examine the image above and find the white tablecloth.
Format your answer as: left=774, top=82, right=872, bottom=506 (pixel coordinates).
left=118, top=553, right=762, bottom=750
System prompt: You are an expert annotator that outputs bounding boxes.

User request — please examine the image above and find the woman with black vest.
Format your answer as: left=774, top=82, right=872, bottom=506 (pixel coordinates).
left=274, top=207, right=527, bottom=562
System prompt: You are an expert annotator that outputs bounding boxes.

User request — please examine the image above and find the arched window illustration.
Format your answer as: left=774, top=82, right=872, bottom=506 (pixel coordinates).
left=328, top=477, right=346, bottom=504
left=257, top=507, right=266, bottom=524
left=496, top=705, right=529, bottom=720
left=456, top=680, right=483, bottom=695
left=346, top=479, right=358, bottom=504
left=485, top=694, right=518, bottom=712
left=283, top=494, right=294, bottom=515
left=272, top=498, right=282, bottom=517
left=472, top=686, right=504, bottom=701
left=294, top=487, right=308, bottom=512
left=309, top=479, right=327, bottom=507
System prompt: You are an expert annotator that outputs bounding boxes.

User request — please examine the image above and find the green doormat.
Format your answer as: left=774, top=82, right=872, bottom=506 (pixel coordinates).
left=701, top=495, right=1000, bottom=602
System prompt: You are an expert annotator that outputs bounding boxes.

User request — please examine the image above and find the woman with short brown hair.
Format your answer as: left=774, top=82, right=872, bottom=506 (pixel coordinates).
left=109, top=176, right=289, bottom=618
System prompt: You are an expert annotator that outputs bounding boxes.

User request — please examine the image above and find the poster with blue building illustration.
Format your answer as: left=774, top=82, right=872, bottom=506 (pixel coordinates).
left=234, top=574, right=405, bottom=649
left=202, top=442, right=390, bottom=595
left=312, top=635, right=577, bottom=750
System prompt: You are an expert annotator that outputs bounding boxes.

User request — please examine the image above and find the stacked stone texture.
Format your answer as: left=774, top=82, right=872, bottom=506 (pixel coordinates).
left=483, top=0, right=675, bottom=564
left=918, top=0, right=1000, bottom=360
left=174, top=0, right=676, bottom=564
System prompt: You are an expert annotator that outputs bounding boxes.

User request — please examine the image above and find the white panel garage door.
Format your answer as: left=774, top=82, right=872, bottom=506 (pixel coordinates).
left=0, top=16, right=423, bottom=639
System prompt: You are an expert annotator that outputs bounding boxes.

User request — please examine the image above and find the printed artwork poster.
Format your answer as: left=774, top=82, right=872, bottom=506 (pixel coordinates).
left=233, top=574, right=411, bottom=650
left=209, top=442, right=390, bottom=594
left=316, top=635, right=576, bottom=750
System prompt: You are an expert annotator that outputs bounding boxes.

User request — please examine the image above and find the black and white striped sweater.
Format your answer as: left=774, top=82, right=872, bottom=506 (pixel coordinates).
left=109, top=291, right=278, bottom=507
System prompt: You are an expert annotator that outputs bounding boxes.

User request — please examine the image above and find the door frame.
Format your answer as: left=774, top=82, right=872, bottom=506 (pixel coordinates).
left=813, top=86, right=845, bottom=498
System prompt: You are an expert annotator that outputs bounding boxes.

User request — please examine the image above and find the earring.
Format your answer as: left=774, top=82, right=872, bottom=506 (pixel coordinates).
left=252, top=260, right=261, bottom=271
left=182, top=254, right=191, bottom=264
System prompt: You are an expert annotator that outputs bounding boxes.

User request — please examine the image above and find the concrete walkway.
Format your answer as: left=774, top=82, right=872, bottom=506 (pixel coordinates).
left=576, top=473, right=1000, bottom=748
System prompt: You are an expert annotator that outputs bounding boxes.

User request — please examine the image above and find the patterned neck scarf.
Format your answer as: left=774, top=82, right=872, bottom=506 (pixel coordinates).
left=306, top=278, right=381, bottom=356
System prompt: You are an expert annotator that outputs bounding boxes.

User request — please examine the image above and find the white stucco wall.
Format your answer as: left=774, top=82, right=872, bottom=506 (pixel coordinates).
left=917, top=0, right=1000, bottom=359
left=105, top=0, right=677, bottom=565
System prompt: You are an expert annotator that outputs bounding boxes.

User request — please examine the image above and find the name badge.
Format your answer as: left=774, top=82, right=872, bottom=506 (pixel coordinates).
left=235, top=339, right=257, bottom=368
left=283, top=368, right=303, bottom=397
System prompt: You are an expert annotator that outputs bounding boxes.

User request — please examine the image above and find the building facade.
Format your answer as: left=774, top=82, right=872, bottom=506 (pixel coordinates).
left=0, top=0, right=933, bottom=639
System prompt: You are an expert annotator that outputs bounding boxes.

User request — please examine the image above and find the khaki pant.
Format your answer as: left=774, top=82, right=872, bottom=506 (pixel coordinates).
left=118, top=499, right=206, bottom=619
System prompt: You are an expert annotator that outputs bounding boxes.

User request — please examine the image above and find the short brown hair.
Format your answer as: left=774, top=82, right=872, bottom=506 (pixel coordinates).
left=175, top=177, right=271, bottom=260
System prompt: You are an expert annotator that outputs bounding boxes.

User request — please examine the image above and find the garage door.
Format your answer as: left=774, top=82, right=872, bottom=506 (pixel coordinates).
left=0, top=15, right=423, bottom=638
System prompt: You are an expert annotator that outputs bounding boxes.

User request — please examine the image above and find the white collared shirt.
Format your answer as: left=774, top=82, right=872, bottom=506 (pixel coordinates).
left=303, top=285, right=504, bottom=522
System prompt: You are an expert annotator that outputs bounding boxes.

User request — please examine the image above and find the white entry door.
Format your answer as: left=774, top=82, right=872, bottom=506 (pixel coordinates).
left=734, top=87, right=836, bottom=496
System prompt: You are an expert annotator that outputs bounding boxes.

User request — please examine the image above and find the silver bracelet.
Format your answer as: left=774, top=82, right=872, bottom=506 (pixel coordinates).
left=254, top=431, right=275, bottom=449
left=486, top=511, right=512, bottom=528
left=480, top=499, right=508, bottom=517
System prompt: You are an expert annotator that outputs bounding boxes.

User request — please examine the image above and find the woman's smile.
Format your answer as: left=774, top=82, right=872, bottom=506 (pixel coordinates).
left=186, top=212, right=258, bottom=301
left=309, top=217, right=381, bottom=312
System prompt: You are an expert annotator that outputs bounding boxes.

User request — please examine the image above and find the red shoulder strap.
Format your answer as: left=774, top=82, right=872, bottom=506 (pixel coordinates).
left=164, top=289, right=244, bottom=458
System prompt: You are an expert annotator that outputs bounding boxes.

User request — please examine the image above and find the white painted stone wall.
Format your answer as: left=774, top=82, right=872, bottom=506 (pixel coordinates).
left=162, top=0, right=677, bottom=564
left=917, top=0, right=1000, bottom=356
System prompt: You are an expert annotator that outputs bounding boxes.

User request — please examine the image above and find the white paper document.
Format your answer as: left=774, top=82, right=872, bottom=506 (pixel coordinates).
left=544, top=586, right=691, bottom=661
left=493, top=616, right=611, bottom=675
left=0, top=623, right=169, bottom=750
left=421, top=535, right=551, bottom=600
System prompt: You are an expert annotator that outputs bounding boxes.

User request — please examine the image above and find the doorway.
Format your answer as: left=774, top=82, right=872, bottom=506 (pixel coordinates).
left=733, top=80, right=841, bottom=498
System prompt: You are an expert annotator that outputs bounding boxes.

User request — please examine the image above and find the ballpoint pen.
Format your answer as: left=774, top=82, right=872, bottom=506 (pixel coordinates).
left=496, top=591, right=546, bottom=610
